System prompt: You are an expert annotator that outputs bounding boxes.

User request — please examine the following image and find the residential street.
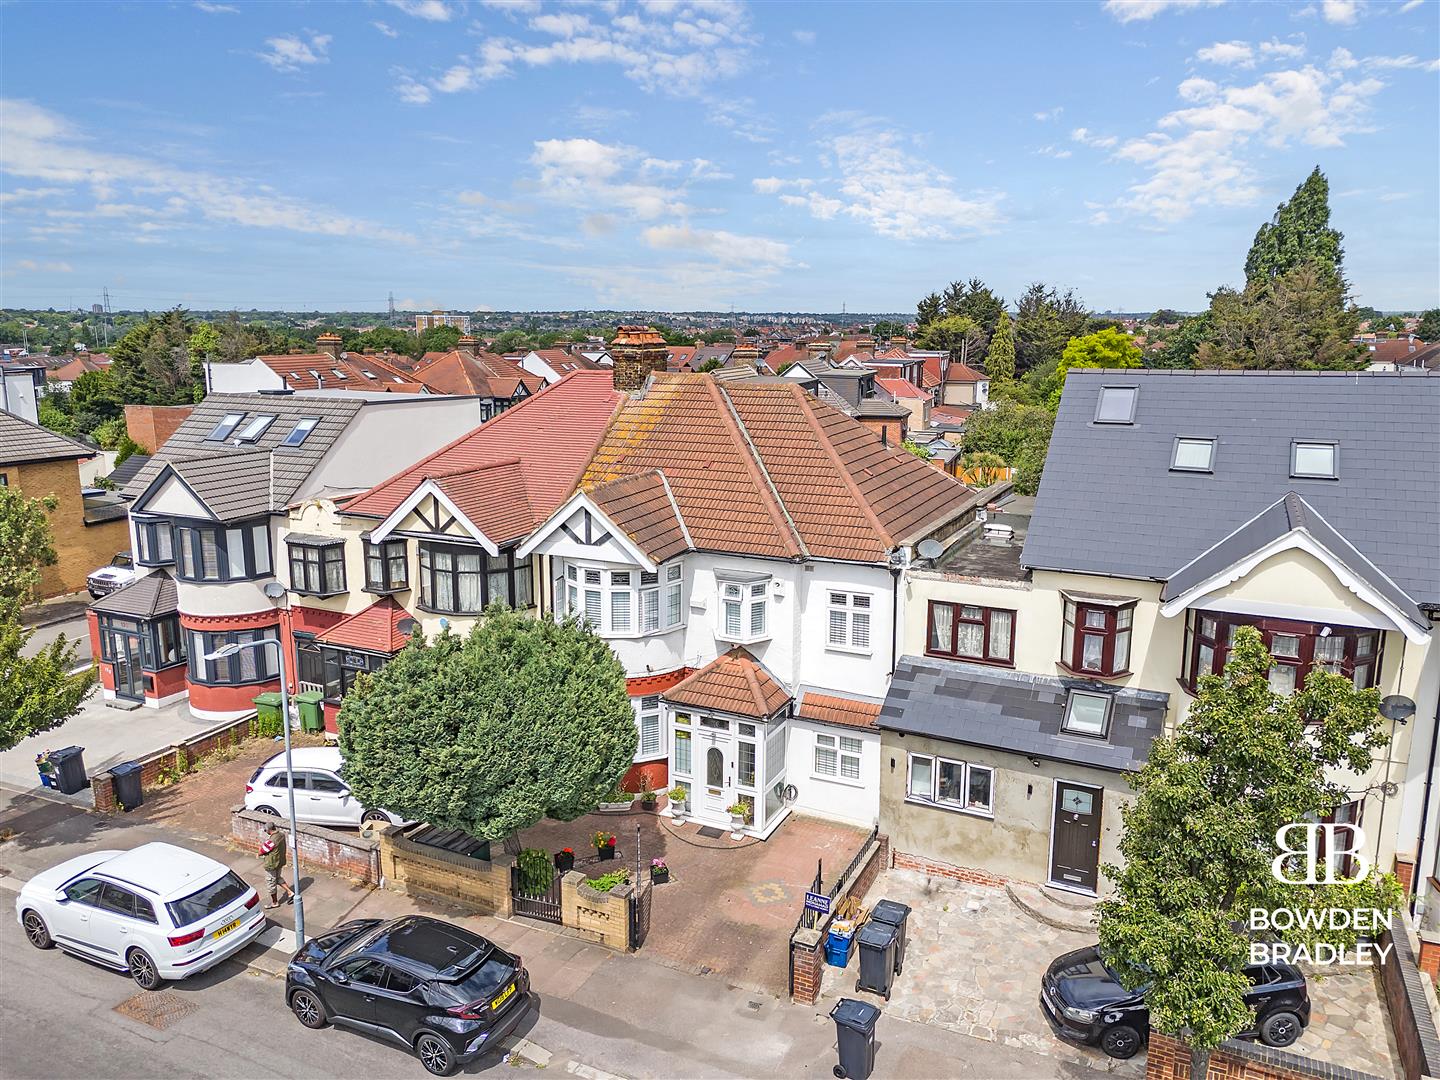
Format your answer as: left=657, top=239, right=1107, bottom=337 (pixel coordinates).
left=0, top=785, right=1115, bottom=1080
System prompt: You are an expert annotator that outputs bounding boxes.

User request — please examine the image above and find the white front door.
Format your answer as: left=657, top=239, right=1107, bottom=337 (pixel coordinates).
left=701, top=737, right=732, bottom=822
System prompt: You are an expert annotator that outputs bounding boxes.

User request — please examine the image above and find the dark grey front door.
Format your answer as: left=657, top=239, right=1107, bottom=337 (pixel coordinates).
left=1050, top=782, right=1102, bottom=893
left=111, top=631, right=145, bottom=701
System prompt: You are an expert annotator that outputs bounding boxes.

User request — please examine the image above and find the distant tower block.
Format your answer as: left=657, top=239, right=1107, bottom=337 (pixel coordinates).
left=610, top=325, right=668, bottom=391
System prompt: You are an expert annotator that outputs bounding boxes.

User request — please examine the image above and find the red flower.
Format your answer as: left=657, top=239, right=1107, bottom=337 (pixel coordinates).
left=562, top=848, right=573, bottom=854
left=606, top=837, right=616, bottom=847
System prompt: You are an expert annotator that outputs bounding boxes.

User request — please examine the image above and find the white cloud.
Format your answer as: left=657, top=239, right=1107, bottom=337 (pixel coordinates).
left=1399, top=0, right=1422, bottom=12
left=0, top=186, right=67, bottom=204
left=1322, top=0, right=1361, bottom=23
left=530, top=12, right=596, bottom=37
left=258, top=33, right=330, bottom=72
left=1102, top=0, right=1225, bottom=23
left=433, top=64, right=476, bottom=93
left=1072, top=127, right=1120, bottom=147
left=194, top=2, right=239, bottom=13
left=0, top=99, right=408, bottom=245
left=1035, top=145, right=1073, bottom=158
left=480, top=0, right=542, bottom=14
left=388, top=0, right=456, bottom=21
left=1034, top=106, right=1064, bottom=121
left=456, top=190, right=489, bottom=205
left=1177, top=76, right=1220, bottom=101
left=373, top=21, right=399, bottom=38
left=1259, top=37, right=1307, bottom=60
left=1367, top=54, right=1440, bottom=70
left=752, top=176, right=813, bottom=194
left=1329, top=46, right=1358, bottom=69
left=1196, top=40, right=1255, bottom=66
left=529, top=137, right=689, bottom=220
left=395, top=74, right=432, bottom=104
left=641, top=223, right=791, bottom=268
left=10, top=259, right=75, bottom=273
left=792, top=29, right=816, bottom=44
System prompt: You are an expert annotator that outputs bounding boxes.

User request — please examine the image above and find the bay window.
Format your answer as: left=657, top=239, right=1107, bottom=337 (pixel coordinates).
left=718, top=576, right=769, bottom=644
left=563, top=561, right=685, bottom=634
left=187, top=627, right=279, bottom=686
left=419, top=543, right=532, bottom=614
left=828, top=591, right=872, bottom=652
left=927, top=601, right=1015, bottom=666
left=364, top=539, right=408, bottom=593
left=1061, top=595, right=1135, bottom=678
left=97, top=613, right=187, bottom=670
left=175, top=520, right=272, bottom=583
left=1186, top=611, right=1382, bottom=694
left=134, top=519, right=174, bottom=566
left=288, top=540, right=346, bottom=597
left=906, top=752, right=993, bottom=816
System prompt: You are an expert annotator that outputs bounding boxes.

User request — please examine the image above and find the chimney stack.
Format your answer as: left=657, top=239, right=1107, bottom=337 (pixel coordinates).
left=457, top=334, right=478, bottom=353
left=316, top=332, right=343, bottom=361
left=610, top=325, right=668, bottom=392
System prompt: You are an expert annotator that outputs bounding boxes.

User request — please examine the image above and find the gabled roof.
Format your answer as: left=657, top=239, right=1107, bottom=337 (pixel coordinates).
left=944, top=362, right=987, bottom=383
left=0, top=408, right=95, bottom=465
left=46, top=354, right=112, bottom=382
left=253, top=353, right=421, bottom=393
left=875, top=377, right=929, bottom=401
left=577, top=373, right=980, bottom=564
left=341, top=370, right=624, bottom=546
left=316, top=596, right=413, bottom=654
left=104, top=453, right=152, bottom=489
left=1022, top=370, right=1440, bottom=608
left=588, top=470, right=692, bottom=564
left=411, top=350, right=543, bottom=398
left=90, top=569, right=179, bottom=618
left=920, top=355, right=943, bottom=389
left=663, top=647, right=791, bottom=718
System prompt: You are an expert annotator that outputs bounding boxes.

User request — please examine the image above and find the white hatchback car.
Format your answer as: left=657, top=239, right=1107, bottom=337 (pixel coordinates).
left=243, top=746, right=409, bottom=828
left=16, top=842, right=266, bottom=990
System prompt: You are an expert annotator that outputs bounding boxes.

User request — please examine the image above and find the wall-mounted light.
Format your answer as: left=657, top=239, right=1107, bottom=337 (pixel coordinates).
left=1027, top=756, right=1041, bottom=768
left=889, top=757, right=896, bottom=772
left=1319, top=626, right=1332, bottom=638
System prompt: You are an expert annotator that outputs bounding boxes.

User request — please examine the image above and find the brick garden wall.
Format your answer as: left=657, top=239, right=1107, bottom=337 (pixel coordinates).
left=1147, top=1032, right=1387, bottom=1080
left=562, top=871, right=632, bottom=950
left=892, top=849, right=1009, bottom=890
left=92, top=714, right=255, bottom=811
left=231, top=807, right=381, bottom=884
left=376, top=825, right=515, bottom=917
left=1377, top=925, right=1440, bottom=1080
left=790, top=833, right=889, bottom=1005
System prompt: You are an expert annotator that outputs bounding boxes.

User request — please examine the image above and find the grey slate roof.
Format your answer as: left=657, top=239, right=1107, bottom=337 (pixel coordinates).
left=122, top=394, right=366, bottom=521
left=90, top=570, right=179, bottom=618
left=1022, top=371, right=1440, bottom=607
left=104, top=453, right=151, bottom=489
left=1162, top=492, right=1428, bottom=629
left=879, top=655, right=1169, bottom=773
left=0, top=409, right=95, bottom=465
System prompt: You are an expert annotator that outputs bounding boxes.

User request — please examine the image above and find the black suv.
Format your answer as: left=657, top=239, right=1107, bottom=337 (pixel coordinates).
left=1041, top=945, right=1310, bottom=1060
left=286, top=916, right=532, bottom=1076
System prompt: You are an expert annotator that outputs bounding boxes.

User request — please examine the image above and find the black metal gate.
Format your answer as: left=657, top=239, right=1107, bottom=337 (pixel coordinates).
left=628, top=873, right=652, bottom=950
left=511, top=865, right=563, bottom=924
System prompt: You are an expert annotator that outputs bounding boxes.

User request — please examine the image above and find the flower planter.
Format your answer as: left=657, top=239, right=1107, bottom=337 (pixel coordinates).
left=670, top=801, right=686, bottom=822
left=596, top=845, right=617, bottom=862
left=554, top=851, right=575, bottom=873
left=729, top=812, right=747, bottom=840
left=651, top=866, right=670, bottom=885
left=639, top=799, right=658, bottom=814
left=598, top=800, right=634, bottom=813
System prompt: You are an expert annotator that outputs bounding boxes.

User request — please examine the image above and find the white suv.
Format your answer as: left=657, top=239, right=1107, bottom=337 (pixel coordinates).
left=86, top=551, right=140, bottom=599
left=243, top=746, right=409, bottom=828
left=16, top=843, right=266, bottom=990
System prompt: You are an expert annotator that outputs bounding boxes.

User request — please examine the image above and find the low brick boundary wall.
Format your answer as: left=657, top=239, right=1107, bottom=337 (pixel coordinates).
left=892, top=849, right=1008, bottom=889
left=790, top=833, right=889, bottom=1005
left=1378, top=925, right=1440, bottom=1080
left=375, top=824, right=515, bottom=917
left=93, top=714, right=255, bottom=811
left=562, top=871, right=632, bottom=951
left=231, top=807, right=381, bottom=885
left=1147, top=1032, right=1387, bottom=1080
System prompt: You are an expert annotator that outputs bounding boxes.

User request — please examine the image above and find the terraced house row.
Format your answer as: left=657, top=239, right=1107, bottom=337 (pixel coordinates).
left=88, top=336, right=1440, bottom=927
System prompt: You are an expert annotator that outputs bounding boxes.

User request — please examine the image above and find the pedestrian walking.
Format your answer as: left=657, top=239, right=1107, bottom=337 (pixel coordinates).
left=260, top=822, right=292, bottom=908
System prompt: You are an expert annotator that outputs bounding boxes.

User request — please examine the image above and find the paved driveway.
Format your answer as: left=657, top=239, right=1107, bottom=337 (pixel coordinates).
left=820, top=868, right=1402, bottom=1079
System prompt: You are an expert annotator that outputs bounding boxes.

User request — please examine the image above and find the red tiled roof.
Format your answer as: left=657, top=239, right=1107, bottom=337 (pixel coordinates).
left=47, top=354, right=112, bottom=381
left=797, top=692, right=881, bottom=730
left=316, top=596, right=413, bottom=654
left=921, top=355, right=943, bottom=389
left=875, top=347, right=910, bottom=360
left=929, top=405, right=976, bottom=426
left=579, top=373, right=980, bottom=564
left=341, top=370, right=624, bottom=545
left=763, top=345, right=809, bottom=370
left=409, top=350, right=543, bottom=398
left=875, top=377, right=928, bottom=400
left=663, top=647, right=790, bottom=718
left=667, top=346, right=698, bottom=371
left=256, top=353, right=417, bottom=393
left=945, top=362, right=987, bottom=383
left=1368, top=338, right=1433, bottom=364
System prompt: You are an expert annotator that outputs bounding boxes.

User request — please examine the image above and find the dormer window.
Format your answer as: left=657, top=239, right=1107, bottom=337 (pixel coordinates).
left=1171, top=437, right=1215, bottom=473
left=1094, top=386, right=1138, bottom=424
left=235, top=415, right=276, bottom=442
left=206, top=412, right=246, bottom=441
left=1291, top=440, right=1337, bottom=479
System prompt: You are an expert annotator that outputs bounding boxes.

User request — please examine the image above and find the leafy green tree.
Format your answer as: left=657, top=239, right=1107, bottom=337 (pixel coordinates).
left=91, top=416, right=130, bottom=450
left=37, top=395, right=78, bottom=437
left=1150, top=309, right=1181, bottom=326
left=960, top=400, right=1055, bottom=495
left=338, top=607, right=638, bottom=840
left=108, top=308, right=198, bottom=406
left=1196, top=265, right=1362, bottom=370
left=916, top=292, right=942, bottom=329
left=416, top=324, right=462, bottom=356
left=69, top=369, right=123, bottom=431
left=986, top=311, right=1016, bottom=382
left=901, top=439, right=931, bottom=459
left=0, top=597, right=96, bottom=753
left=697, top=357, right=724, bottom=372
left=353, top=325, right=416, bottom=355
left=1244, top=167, right=1345, bottom=289
left=1350, top=305, right=1381, bottom=326
left=700, top=329, right=736, bottom=345
left=1014, top=282, right=1089, bottom=374
left=1050, top=328, right=1143, bottom=407
left=1416, top=308, right=1440, bottom=341
left=1155, top=313, right=1213, bottom=369
left=872, top=320, right=907, bottom=339
left=489, top=329, right=533, bottom=355
left=959, top=451, right=1008, bottom=484
left=915, top=315, right=983, bottom=369
left=1100, top=627, right=1396, bottom=1080
left=0, top=488, right=59, bottom=603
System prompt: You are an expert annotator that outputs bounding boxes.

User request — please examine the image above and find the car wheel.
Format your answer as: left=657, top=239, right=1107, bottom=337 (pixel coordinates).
left=1259, top=1011, right=1302, bottom=1048
left=128, top=948, right=164, bottom=991
left=361, top=810, right=390, bottom=824
left=415, top=1032, right=458, bottom=1077
left=254, top=805, right=281, bottom=817
left=289, top=989, right=329, bottom=1029
left=1100, top=1024, right=1143, bottom=1060
left=21, top=910, right=53, bottom=950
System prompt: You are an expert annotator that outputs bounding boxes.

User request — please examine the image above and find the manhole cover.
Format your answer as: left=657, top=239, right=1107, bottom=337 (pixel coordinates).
left=695, top=826, right=725, bottom=839
left=114, top=991, right=196, bottom=1030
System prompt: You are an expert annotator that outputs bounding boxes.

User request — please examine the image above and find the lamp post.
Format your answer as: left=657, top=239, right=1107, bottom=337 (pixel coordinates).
left=204, top=628, right=305, bottom=943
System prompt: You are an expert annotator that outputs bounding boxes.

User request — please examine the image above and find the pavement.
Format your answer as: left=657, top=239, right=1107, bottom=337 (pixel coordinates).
left=0, top=785, right=1115, bottom=1079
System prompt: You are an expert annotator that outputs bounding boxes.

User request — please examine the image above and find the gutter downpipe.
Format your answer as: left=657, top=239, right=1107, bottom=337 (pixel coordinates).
left=1411, top=678, right=1440, bottom=916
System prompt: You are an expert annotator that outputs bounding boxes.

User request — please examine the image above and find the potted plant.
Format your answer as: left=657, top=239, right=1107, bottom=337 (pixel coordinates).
left=650, top=857, right=670, bottom=885
left=598, top=785, right=633, bottom=812
left=668, top=785, right=688, bottom=821
left=593, top=831, right=617, bottom=860
left=727, top=802, right=750, bottom=839
left=639, top=777, right=658, bottom=814
left=554, top=847, right=575, bottom=872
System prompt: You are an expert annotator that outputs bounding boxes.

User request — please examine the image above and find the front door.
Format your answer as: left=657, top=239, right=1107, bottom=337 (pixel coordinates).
left=111, top=631, right=145, bottom=701
left=702, top=741, right=732, bottom=821
left=1050, top=782, right=1103, bottom=894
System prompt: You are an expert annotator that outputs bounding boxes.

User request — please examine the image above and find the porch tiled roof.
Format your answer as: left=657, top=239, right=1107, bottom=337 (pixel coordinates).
left=90, top=570, right=179, bottom=619
left=663, top=647, right=791, bottom=718
left=796, top=692, right=881, bottom=730
left=315, top=596, right=413, bottom=654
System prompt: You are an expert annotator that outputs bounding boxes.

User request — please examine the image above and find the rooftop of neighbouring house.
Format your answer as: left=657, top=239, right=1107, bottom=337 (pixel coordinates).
left=0, top=407, right=95, bottom=466
left=407, top=348, right=542, bottom=398
left=931, top=491, right=1034, bottom=583
left=252, top=352, right=425, bottom=393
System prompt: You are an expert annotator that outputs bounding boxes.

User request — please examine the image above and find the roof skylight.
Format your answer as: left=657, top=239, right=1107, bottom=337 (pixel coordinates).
left=280, top=417, right=320, bottom=448
left=235, top=415, right=277, bottom=442
left=1094, top=386, right=1138, bottom=424
left=206, top=412, right=246, bottom=441
left=1292, top=441, right=1338, bottom=479
left=1171, top=437, right=1215, bottom=473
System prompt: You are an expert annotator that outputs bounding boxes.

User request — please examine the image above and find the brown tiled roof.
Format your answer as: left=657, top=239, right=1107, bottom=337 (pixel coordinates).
left=921, top=355, right=943, bottom=389
left=316, top=596, right=413, bottom=654
left=588, top=470, right=691, bottom=564
left=797, top=692, right=881, bottom=730
left=944, top=362, right=987, bottom=383
left=409, top=349, right=543, bottom=398
left=579, top=373, right=978, bottom=564
left=663, top=647, right=790, bottom=718
left=875, top=377, right=929, bottom=400
left=255, top=353, right=417, bottom=392
left=0, top=408, right=95, bottom=465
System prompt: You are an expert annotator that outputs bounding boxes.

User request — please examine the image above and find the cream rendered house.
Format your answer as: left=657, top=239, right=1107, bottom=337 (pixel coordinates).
left=882, top=370, right=1439, bottom=902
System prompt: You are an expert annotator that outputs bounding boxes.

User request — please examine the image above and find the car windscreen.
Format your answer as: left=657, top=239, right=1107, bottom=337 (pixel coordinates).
left=435, top=955, right=515, bottom=1005
left=165, top=870, right=249, bottom=928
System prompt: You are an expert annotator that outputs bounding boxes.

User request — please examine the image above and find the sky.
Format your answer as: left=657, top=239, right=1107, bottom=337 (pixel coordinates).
left=1, top=0, right=1437, bottom=315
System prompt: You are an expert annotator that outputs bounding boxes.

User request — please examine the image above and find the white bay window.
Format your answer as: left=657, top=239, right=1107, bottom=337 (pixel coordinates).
left=717, top=573, right=770, bottom=644
left=563, top=561, right=685, bottom=635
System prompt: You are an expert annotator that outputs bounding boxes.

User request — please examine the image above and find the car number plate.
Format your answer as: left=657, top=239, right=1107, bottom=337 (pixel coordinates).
left=490, top=983, right=516, bottom=1011
left=212, top=917, right=243, bottom=940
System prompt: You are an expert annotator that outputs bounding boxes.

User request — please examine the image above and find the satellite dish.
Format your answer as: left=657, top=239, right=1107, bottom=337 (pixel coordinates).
left=1379, top=695, right=1416, bottom=722
left=916, top=539, right=944, bottom=560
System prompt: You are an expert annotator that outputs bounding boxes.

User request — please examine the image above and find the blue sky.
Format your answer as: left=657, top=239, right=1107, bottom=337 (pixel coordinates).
left=1, top=0, right=1436, bottom=314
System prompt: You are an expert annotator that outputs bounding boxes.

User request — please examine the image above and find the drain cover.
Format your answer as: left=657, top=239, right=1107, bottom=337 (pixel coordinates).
left=114, top=991, right=195, bottom=1030
left=695, top=826, right=725, bottom=839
